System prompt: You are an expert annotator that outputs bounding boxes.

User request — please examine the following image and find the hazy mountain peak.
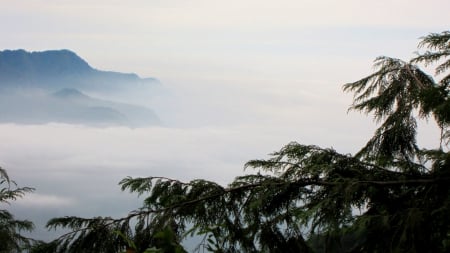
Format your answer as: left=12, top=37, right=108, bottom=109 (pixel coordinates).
left=0, top=49, right=93, bottom=78
left=53, top=88, right=89, bottom=99
left=0, top=49, right=163, bottom=127
left=32, top=49, right=93, bottom=73
left=0, top=49, right=160, bottom=93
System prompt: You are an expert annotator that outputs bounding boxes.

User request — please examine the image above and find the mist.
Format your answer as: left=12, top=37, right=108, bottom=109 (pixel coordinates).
left=1, top=52, right=443, bottom=242
left=0, top=74, right=375, bottom=241
left=0, top=0, right=447, bottom=244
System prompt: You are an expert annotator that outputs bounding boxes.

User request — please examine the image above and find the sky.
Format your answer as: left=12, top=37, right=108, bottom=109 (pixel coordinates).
left=0, top=0, right=449, bottom=243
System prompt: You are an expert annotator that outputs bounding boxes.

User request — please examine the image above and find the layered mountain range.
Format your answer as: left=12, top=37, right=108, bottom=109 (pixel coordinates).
left=0, top=49, right=161, bottom=127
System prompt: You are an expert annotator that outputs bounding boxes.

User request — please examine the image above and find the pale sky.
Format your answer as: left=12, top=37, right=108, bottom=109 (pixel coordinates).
left=0, top=0, right=449, bottom=242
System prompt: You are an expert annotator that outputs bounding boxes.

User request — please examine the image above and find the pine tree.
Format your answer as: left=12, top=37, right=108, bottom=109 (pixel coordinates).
left=0, top=168, right=35, bottom=253
left=40, top=31, right=450, bottom=253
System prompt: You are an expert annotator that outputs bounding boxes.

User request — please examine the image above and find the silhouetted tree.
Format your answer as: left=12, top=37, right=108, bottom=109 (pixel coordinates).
left=40, top=31, right=450, bottom=253
left=0, top=168, right=35, bottom=253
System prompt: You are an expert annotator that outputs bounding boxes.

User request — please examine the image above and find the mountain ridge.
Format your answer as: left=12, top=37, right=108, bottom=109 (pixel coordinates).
left=0, top=49, right=159, bottom=92
left=0, top=49, right=162, bottom=127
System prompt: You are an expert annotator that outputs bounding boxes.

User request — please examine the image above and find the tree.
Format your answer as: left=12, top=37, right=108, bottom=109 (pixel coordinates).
left=41, top=31, right=450, bottom=253
left=0, top=168, right=35, bottom=253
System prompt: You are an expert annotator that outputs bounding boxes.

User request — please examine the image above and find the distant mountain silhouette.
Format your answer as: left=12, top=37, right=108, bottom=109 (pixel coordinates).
left=0, top=49, right=162, bottom=127
left=51, top=88, right=160, bottom=126
left=0, top=49, right=92, bottom=86
left=0, top=49, right=159, bottom=92
left=53, top=87, right=90, bottom=99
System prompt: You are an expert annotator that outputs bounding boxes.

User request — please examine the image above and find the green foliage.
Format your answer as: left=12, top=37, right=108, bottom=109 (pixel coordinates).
left=0, top=167, right=35, bottom=253
left=40, top=31, right=450, bottom=253
left=344, top=31, right=450, bottom=164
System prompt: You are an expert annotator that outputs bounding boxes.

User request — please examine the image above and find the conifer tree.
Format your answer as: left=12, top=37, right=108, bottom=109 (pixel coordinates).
left=0, top=168, right=35, bottom=253
left=40, top=31, right=450, bottom=253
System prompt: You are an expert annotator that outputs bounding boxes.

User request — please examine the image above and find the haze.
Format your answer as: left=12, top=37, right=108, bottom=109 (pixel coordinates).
left=0, top=0, right=448, bottom=242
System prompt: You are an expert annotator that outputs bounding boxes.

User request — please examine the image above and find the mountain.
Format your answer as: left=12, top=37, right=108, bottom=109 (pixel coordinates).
left=53, top=88, right=160, bottom=126
left=0, top=49, right=92, bottom=79
left=0, top=49, right=159, bottom=93
left=0, top=49, right=162, bottom=127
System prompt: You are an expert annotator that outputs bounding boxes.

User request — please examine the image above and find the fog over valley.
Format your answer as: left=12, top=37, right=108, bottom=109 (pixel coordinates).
left=0, top=0, right=448, bottom=246
left=0, top=49, right=377, bottom=241
left=0, top=47, right=442, bottom=242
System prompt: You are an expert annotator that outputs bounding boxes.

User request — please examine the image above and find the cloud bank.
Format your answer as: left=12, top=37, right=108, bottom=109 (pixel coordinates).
left=0, top=0, right=447, bottom=244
